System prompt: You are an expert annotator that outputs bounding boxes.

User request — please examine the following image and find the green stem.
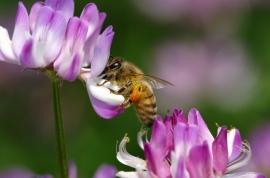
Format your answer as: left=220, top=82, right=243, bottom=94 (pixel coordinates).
left=51, top=75, right=69, bottom=178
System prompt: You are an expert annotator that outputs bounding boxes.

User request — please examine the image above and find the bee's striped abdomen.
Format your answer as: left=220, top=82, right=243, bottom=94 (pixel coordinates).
left=134, top=84, right=157, bottom=127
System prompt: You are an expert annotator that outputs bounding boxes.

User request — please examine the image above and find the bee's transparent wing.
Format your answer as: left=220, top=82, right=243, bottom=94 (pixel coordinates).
left=136, top=74, right=173, bottom=89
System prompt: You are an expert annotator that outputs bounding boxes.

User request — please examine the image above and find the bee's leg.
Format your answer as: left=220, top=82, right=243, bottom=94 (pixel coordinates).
left=97, top=74, right=114, bottom=86
left=114, top=98, right=131, bottom=112
left=111, top=81, right=132, bottom=94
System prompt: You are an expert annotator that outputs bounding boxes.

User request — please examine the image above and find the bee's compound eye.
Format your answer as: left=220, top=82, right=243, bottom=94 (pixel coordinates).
left=109, top=62, right=121, bottom=70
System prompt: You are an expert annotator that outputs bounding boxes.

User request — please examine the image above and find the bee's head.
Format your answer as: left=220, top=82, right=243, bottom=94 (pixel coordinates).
left=103, top=57, right=123, bottom=74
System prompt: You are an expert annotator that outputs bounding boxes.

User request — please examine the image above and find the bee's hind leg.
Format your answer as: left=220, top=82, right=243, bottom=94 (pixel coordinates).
left=114, top=98, right=131, bottom=112
left=111, top=81, right=132, bottom=95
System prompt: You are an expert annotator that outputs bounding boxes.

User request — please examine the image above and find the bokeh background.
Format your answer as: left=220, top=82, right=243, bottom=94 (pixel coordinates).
left=0, top=0, right=270, bottom=177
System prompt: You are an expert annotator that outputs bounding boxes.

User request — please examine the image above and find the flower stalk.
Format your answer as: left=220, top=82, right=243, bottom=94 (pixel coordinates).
left=49, top=71, right=68, bottom=178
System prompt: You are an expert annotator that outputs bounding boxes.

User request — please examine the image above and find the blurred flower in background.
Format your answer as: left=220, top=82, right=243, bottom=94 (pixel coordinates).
left=132, top=0, right=252, bottom=23
left=0, top=168, right=40, bottom=178
left=240, top=123, right=270, bottom=177
left=0, top=162, right=116, bottom=178
left=151, top=39, right=258, bottom=111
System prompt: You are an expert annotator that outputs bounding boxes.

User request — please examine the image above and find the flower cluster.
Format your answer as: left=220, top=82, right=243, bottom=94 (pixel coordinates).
left=0, top=0, right=112, bottom=81
left=0, top=0, right=124, bottom=119
left=117, top=108, right=265, bottom=178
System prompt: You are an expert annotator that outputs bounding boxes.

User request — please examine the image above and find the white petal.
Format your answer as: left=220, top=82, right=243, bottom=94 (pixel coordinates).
left=87, top=77, right=124, bottom=105
left=117, top=135, right=147, bottom=170
left=116, top=171, right=140, bottom=178
left=0, top=27, right=18, bottom=64
left=226, top=141, right=252, bottom=173
left=223, top=172, right=265, bottom=178
left=137, top=130, right=147, bottom=150
left=116, top=171, right=150, bottom=178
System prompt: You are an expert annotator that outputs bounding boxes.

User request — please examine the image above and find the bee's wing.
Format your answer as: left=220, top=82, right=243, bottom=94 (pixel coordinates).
left=135, top=74, right=174, bottom=89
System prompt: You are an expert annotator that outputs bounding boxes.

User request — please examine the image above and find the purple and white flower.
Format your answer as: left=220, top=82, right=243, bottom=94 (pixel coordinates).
left=0, top=0, right=112, bottom=80
left=117, top=108, right=265, bottom=178
left=0, top=0, right=124, bottom=119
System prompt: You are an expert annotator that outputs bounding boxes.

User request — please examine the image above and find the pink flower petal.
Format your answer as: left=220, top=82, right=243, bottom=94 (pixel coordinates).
left=82, top=13, right=106, bottom=66
left=164, top=115, right=174, bottom=153
left=91, top=26, right=114, bottom=78
left=150, top=116, right=167, bottom=156
left=144, top=143, right=170, bottom=178
left=57, top=52, right=81, bottom=81
left=65, top=17, right=88, bottom=53
left=29, top=2, right=44, bottom=32
left=174, top=123, right=199, bottom=157
left=45, top=0, right=74, bottom=22
left=212, top=126, right=228, bottom=176
left=82, top=26, right=100, bottom=66
left=174, top=157, right=189, bottom=178
left=188, top=108, right=214, bottom=144
left=98, top=13, right=106, bottom=30
left=80, top=3, right=100, bottom=37
left=32, top=6, right=66, bottom=65
left=186, top=142, right=214, bottom=178
left=54, top=17, right=88, bottom=81
left=228, top=129, right=243, bottom=162
left=12, top=2, right=30, bottom=59
left=173, top=108, right=187, bottom=125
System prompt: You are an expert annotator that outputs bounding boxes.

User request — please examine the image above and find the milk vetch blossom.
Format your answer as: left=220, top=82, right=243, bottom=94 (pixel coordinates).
left=116, top=108, right=265, bottom=178
left=0, top=0, right=124, bottom=119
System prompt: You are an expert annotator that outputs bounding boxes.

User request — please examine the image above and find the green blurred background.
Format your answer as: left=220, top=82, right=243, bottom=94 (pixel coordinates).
left=0, top=0, right=270, bottom=177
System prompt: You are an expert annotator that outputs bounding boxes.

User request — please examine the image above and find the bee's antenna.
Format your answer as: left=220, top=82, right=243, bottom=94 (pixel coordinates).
left=109, top=55, right=114, bottom=61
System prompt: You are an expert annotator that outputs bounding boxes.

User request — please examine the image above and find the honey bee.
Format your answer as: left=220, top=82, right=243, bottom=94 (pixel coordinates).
left=98, top=56, right=173, bottom=127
